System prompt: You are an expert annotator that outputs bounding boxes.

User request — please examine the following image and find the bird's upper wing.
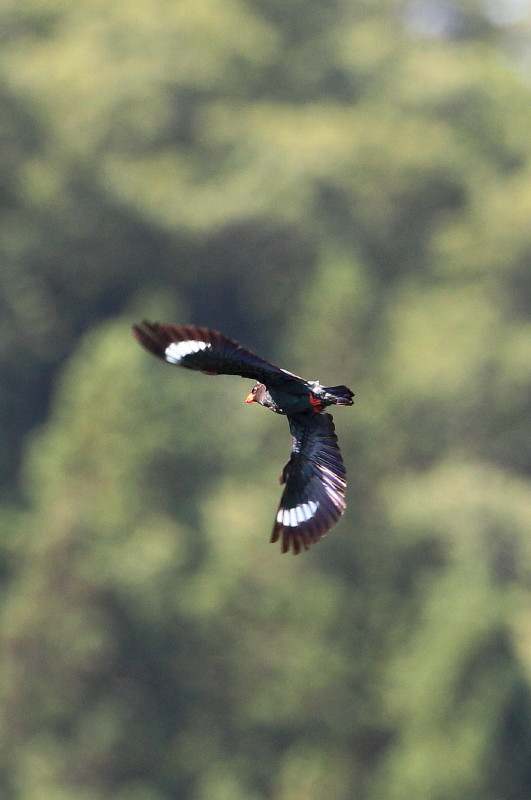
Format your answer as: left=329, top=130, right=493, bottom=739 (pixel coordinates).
left=272, top=412, right=347, bottom=554
left=133, top=321, right=304, bottom=387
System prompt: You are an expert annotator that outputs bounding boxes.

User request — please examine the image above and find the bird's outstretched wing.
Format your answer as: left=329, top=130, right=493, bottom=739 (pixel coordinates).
left=272, top=413, right=347, bottom=554
left=133, top=320, right=303, bottom=387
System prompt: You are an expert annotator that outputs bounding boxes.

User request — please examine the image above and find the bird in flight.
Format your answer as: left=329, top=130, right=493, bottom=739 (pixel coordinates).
left=133, top=321, right=354, bottom=554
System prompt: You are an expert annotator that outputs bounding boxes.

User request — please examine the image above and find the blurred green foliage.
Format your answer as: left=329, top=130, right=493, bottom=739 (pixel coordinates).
left=0, top=0, right=530, bottom=798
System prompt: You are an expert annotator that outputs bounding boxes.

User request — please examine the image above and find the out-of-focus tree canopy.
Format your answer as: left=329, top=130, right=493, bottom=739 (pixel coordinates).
left=0, top=0, right=530, bottom=798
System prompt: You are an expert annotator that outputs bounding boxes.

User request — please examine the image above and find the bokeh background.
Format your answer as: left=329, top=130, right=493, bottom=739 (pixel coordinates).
left=1, top=1, right=531, bottom=798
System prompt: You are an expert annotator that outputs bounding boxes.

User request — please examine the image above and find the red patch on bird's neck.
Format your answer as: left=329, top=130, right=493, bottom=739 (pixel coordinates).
left=309, top=394, right=323, bottom=413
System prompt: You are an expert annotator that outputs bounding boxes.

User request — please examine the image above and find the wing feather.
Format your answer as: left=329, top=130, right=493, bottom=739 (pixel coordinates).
left=271, top=413, right=347, bottom=554
left=133, top=320, right=303, bottom=387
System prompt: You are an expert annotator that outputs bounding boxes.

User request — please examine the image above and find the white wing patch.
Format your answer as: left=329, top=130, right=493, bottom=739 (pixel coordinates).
left=276, top=500, right=319, bottom=527
left=165, top=340, right=211, bottom=364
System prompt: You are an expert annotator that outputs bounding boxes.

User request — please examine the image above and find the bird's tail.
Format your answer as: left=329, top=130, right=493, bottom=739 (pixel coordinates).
left=323, top=385, right=355, bottom=406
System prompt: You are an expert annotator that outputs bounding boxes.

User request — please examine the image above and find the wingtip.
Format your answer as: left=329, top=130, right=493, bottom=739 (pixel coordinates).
left=271, top=524, right=296, bottom=554
left=132, top=320, right=168, bottom=359
left=270, top=518, right=324, bottom=555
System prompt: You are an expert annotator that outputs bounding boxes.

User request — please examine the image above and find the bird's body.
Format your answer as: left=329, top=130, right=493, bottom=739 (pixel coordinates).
left=248, top=379, right=352, bottom=416
left=133, top=321, right=354, bottom=554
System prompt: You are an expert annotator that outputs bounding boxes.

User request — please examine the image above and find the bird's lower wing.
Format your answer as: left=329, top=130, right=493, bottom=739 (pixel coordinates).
left=272, top=413, right=347, bottom=554
left=133, top=320, right=303, bottom=386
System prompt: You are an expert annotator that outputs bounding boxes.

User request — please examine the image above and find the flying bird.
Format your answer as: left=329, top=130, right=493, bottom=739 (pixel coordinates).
left=133, top=321, right=354, bottom=554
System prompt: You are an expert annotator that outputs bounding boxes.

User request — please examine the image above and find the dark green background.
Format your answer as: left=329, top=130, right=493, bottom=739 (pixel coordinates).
left=1, top=1, right=530, bottom=798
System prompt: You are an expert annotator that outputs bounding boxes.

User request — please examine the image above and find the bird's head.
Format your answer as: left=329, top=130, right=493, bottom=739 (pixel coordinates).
left=245, top=383, right=268, bottom=406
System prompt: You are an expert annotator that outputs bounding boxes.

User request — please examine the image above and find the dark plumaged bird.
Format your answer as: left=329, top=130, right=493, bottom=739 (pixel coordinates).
left=133, top=321, right=354, bottom=554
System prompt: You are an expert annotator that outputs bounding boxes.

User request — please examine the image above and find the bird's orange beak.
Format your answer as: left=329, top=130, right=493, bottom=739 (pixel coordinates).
left=245, top=392, right=255, bottom=403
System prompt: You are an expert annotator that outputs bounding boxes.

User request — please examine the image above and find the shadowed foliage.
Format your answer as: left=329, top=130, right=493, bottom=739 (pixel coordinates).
left=0, top=1, right=530, bottom=798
